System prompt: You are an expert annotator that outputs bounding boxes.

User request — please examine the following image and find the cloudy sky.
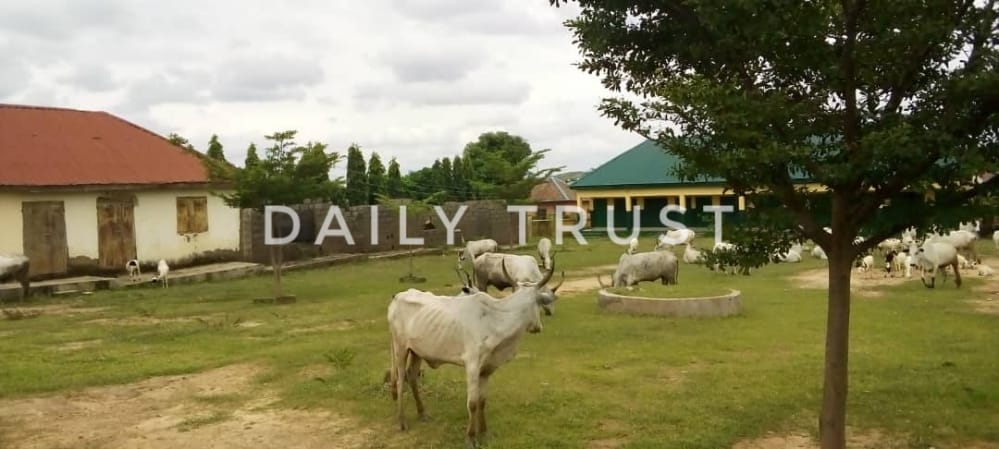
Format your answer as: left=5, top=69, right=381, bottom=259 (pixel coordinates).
left=0, top=0, right=643, bottom=177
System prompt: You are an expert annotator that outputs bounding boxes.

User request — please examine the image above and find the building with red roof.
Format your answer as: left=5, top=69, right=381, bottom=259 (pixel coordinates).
left=0, top=104, right=240, bottom=278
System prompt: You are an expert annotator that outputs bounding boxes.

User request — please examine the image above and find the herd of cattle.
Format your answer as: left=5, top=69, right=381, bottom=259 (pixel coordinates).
left=387, top=224, right=997, bottom=447
left=2, top=223, right=997, bottom=448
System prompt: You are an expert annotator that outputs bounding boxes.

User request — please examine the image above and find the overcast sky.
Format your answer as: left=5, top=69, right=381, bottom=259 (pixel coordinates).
left=0, top=0, right=643, bottom=178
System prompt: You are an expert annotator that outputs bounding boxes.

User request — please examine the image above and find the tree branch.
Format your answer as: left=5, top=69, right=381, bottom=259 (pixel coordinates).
left=772, top=169, right=830, bottom=249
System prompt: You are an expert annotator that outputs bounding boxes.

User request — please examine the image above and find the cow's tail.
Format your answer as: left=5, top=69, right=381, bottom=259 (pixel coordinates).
left=674, top=260, right=680, bottom=285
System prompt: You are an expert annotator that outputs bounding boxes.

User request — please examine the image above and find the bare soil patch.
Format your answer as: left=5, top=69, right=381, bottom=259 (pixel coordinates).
left=7, top=304, right=112, bottom=317
left=83, top=316, right=204, bottom=326
left=286, top=319, right=369, bottom=335
left=732, top=428, right=904, bottom=449
left=0, top=364, right=371, bottom=449
left=791, top=268, right=914, bottom=297
left=52, top=339, right=103, bottom=351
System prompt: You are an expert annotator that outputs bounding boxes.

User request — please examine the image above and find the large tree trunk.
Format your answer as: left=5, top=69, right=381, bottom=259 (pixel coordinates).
left=820, top=230, right=854, bottom=449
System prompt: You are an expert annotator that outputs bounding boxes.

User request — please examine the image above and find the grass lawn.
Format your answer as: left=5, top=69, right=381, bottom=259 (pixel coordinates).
left=0, top=236, right=996, bottom=449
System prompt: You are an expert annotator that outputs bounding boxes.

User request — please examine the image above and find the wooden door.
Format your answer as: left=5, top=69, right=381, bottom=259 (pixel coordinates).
left=97, top=197, right=137, bottom=270
left=21, top=201, right=69, bottom=277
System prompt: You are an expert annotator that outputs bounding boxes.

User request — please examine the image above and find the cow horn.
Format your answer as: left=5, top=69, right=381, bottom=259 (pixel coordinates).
left=597, top=274, right=607, bottom=288
left=454, top=266, right=468, bottom=287
left=501, top=256, right=512, bottom=283
left=551, top=271, right=565, bottom=292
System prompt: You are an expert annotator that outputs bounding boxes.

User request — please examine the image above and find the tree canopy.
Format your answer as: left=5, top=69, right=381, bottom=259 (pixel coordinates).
left=462, top=131, right=563, bottom=201
left=345, top=144, right=368, bottom=206
left=387, top=157, right=404, bottom=198
left=220, top=130, right=342, bottom=211
left=551, top=1, right=997, bottom=448
left=206, top=134, right=227, bottom=163
left=367, top=152, right=387, bottom=204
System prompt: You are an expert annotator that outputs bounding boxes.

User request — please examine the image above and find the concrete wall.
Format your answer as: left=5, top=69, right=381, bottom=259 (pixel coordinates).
left=131, top=190, right=240, bottom=263
left=240, top=200, right=520, bottom=264
left=0, top=188, right=241, bottom=273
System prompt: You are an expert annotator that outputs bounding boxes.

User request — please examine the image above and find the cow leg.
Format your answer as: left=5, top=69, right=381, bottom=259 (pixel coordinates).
left=464, top=365, right=482, bottom=448
left=952, top=262, right=962, bottom=288
left=406, top=353, right=426, bottom=420
left=394, top=347, right=410, bottom=430
left=476, top=371, right=492, bottom=439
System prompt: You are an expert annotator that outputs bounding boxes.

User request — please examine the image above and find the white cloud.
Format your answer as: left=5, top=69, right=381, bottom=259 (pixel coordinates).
left=0, top=0, right=641, bottom=176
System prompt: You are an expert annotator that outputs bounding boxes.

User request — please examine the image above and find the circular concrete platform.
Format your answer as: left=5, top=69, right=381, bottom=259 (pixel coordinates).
left=597, top=288, right=742, bottom=318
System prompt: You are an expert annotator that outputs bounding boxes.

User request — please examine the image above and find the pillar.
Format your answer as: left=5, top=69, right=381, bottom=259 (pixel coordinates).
left=738, top=196, right=746, bottom=210
left=712, top=195, right=721, bottom=206
left=625, top=195, right=633, bottom=212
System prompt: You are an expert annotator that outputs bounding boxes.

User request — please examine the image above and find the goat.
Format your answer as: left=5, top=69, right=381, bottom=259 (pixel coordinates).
left=910, top=242, right=961, bottom=288
left=125, top=259, right=141, bottom=282
left=151, top=259, right=169, bottom=288
left=978, top=265, right=994, bottom=277
left=627, top=238, right=639, bottom=255
left=387, top=259, right=559, bottom=448
left=884, top=250, right=905, bottom=278
left=856, top=255, right=875, bottom=278
left=0, top=254, right=30, bottom=300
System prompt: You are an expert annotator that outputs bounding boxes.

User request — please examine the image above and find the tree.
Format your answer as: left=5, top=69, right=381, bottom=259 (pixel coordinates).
left=245, top=143, right=260, bottom=168
left=367, top=152, right=388, bottom=204
left=430, top=159, right=447, bottom=201
left=462, top=131, right=562, bottom=200
left=387, top=157, right=404, bottom=198
left=206, top=134, right=227, bottom=163
left=452, top=155, right=469, bottom=200
left=166, top=133, right=195, bottom=150
left=551, top=1, right=997, bottom=448
left=345, top=144, right=368, bottom=206
left=440, top=157, right=455, bottom=200
left=221, top=130, right=342, bottom=299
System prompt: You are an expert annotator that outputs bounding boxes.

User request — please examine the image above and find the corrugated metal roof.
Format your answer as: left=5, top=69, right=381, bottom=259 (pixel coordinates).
left=572, top=139, right=811, bottom=189
left=530, top=176, right=577, bottom=203
left=572, top=140, right=722, bottom=189
left=0, top=104, right=211, bottom=187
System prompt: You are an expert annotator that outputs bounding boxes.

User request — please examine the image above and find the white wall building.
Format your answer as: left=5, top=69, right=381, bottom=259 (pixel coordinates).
left=0, top=104, right=241, bottom=277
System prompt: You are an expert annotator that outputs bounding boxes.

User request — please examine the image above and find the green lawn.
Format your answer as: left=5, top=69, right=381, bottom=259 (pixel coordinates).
left=0, top=237, right=996, bottom=449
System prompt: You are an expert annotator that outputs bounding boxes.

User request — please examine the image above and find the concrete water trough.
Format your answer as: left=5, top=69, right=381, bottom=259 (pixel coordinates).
left=597, top=288, right=742, bottom=318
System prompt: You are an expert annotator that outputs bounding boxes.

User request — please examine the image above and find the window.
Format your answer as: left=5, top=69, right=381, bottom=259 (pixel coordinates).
left=176, top=196, right=208, bottom=234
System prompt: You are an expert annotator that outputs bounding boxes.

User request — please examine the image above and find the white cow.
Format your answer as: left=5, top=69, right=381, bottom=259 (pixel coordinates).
left=537, top=238, right=553, bottom=270
left=657, top=229, right=695, bottom=249
left=0, top=254, right=30, bottom=299
left=856, top=255, right=875, bottom=277
left=811, top=245, right=828, bottom=260
left=993, top=230, right=999, bottom=249
left=682, top=243, right=703, bottom=264
left=471, top=253, right=562, bottom=315
left=598, top=250, right=679, bottom=288
left=910, top=242, right=962, bottom=288
left=458, top=238, right=499, bottom=264
left=927, top=230, right=979, bottom=263
left=387, top=262, right=559, bottom=447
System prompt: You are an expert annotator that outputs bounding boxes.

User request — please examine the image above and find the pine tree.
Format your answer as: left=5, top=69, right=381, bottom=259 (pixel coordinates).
left=452, top=155, right=468, bottom=200
left=367, top=152, right=387, bottom=204
left=440, top=157, right=454, bottom=200
left=345, top=144, right=368, bottom=206
left=387, top=157, right=404, bottom=198
left=206, top=134, right=227, bottom=162
left=244, top=143, right=260, bottom=168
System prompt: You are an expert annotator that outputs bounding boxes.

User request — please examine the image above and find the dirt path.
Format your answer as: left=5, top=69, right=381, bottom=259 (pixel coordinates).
left=0, top=364, right=371, bottom=449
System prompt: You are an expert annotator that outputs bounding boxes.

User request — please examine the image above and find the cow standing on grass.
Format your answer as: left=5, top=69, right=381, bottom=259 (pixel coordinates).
left=0, top=254, right=30, bottom=300
left=387, top=258, right=560, bottom=448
